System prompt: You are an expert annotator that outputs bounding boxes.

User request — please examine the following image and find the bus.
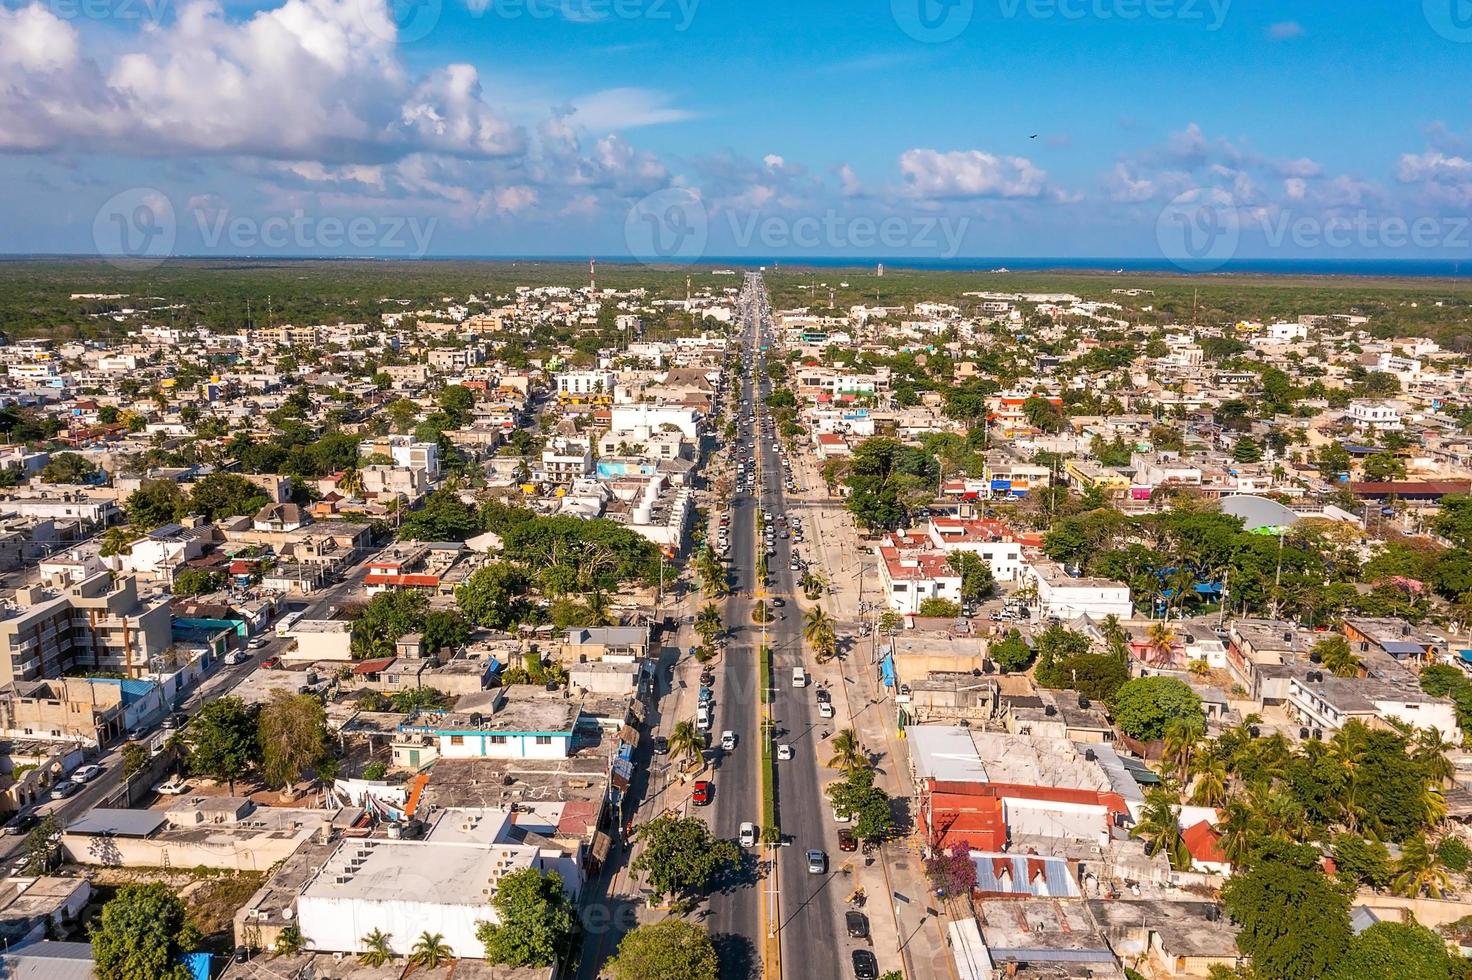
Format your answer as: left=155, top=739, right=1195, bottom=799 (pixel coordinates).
left=275, top=611, right=304, bottom=638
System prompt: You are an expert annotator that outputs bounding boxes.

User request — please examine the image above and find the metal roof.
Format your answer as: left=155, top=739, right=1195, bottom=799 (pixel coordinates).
left=64, top=808, right=166, bottom=837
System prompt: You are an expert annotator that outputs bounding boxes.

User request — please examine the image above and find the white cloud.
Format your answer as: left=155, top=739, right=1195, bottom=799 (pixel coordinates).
left=897, top=149, right=1048, bottom=199
left=564, top=87, right=694, bottom=131
left=0, top=0, right=524, bottom=161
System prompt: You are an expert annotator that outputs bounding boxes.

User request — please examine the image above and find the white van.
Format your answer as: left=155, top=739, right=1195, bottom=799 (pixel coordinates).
left=696, top=705, right=712, bottom=730
left=818, top=702, right=835, bottom=719
left=792, top=667, right=808, bottom=688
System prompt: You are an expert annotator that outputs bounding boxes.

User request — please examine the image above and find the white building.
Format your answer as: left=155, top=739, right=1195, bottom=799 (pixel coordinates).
left=608, top=404, right=700, bottom=440
left=555, top=370, right=616, bottom=398
left=925, top=519, right=1025, bottom=582
left=296, top=831, right=571, bottom=959
left=1347, top=399, right=1404, bottom=432
left=398, top=696, right=582, bottom=761
left=1025, top=561, right=1133, bottom=621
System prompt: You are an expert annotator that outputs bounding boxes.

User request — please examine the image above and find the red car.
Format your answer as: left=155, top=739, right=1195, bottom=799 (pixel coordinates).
left=691, top=780, right=713, bottom=806
left=838, top=829, right=858, bottom=852
left=261, top=656, right=282, bottom=670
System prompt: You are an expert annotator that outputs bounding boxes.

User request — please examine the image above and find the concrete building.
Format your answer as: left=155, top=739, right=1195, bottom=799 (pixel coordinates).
left=1025, top=561, right=1133, bottom=621
left=0, top=573, right=172, bottom=684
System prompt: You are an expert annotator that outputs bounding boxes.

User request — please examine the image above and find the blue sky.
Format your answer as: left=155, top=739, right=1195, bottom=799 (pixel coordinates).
left=0, top=0, right=1469, bottom=264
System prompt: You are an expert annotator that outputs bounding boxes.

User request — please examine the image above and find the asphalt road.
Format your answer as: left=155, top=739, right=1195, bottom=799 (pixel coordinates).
left=738, top=276, right=848, bottom=980
left=702, top=283, right=768, bottom=980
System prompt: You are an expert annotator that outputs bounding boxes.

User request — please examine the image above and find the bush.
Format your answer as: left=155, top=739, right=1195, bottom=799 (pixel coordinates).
left=1439, top=836, right=1472, bottom=874
left=1110, top=676, right=1203, bottom=742
left=917, top=597, right=961, bottom=618
left=362, top=761, right=388, bottom=782
left=989, top=629, right=1033, bottom=673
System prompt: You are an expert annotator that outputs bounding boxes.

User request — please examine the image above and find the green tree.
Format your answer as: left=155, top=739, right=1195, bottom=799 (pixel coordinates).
left=456, top=562, right=530, bottom=630
left=1330, top=833, right=1391, bottom=889
left=358, top=928, right=395, bottom=966
left=630, top=815, right=741, bottom=902
left=437, top=384, right=476, bottom=425
left=1313, top=634, right=1361, bottom=678
left=1110, top=676, right=1204, bottom=742
left=182, top=696, right=258, bottom=794
left=171, top=568, right=224, bottom=597
left=476, top=868, right=577, bottom=967
left=666, top=720, right=704, bottom=767
left=989, top=629, right=1033, bottom=673
left=1329, top=921, right=1453, bottom=980
left=258, top=691, right=328, bottom=793
left=1131, top=790, right=1192, bottom=871
left=825, top=728, right=868, bottom=773
left=1222, top=841, right=1351, bottom=980
left=605, top=920, right=719, bottom=980
left=1232, top=437, right=1263, bottom=463
left=125, top=479, right=188, bottom=529
left=91, top=883, right=200, bottom=980
left=409, top=932, right=453, bottom=968
left=947, top=551, right=996, bottom=603
left=121, top=742, right=149, bottom=777
left=22, top=815, right=58, bottom=875
left=188, top=472, right=269, bottom=522
left=41, top=452, right=99, bottom=484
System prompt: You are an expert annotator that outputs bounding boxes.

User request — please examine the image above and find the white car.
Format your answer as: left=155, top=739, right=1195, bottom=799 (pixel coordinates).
left=720, top=730, right=738, bottom=751
left=739, top=822, right=758, bottom=847
left=72, top=764, right=102, bottom=783
left=154, top=780, right=190, bottom=795
left=777, top=744, right=793, bottom=761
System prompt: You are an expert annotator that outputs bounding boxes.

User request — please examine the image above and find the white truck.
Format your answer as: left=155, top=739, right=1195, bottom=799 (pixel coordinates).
left=792, top=667, right=808, bottom=688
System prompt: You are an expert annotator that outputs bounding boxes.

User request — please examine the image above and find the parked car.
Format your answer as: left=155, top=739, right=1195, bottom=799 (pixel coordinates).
left=224, top=650, right=249, bottom=666
left=691, top=781, right=713, bottom=806
left=154, top=780, right=190, bottom=795
left=261, top=656, right=282, bottom=670
left=2, top=813, right=37, bottom=836
left=49, top=781, right=78, bottom=801
left=846, top=910, right=869, bottom=939
left=838, top=829, right=858, bottom=852
left=72, top=764, right=102, bottom=784
left=248, top=636, right=269, bottom=649
left=739, top=822, right=758, bottom=847
left=851, top=950, right=878, bottom=980
left=806, top=849, right=827, bottom=874
left=126, top=727, right=148, bottom=742
left=653, top=735, right=669, bottom=755
left=777, top=744, right=793, bottom=761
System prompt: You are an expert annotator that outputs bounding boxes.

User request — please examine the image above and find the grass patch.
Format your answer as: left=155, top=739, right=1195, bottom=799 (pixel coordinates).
left=759, top=645, right=778, bottom=834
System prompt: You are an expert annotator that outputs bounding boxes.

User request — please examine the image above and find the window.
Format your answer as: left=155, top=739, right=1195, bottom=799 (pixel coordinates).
left=489, top=735, right=507, bottom=744
left=450, top=735, right=464, bottom=746
left=535, top=736, right=553, bottom=746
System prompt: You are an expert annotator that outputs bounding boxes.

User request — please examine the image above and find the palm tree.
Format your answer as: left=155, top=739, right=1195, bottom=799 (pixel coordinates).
left=803, top=606, right=838, bottom=661
left=667, top=721, right=704, bottom=768
left=1143, top=621, right=1177, bottom=666
left=1414, top=728, right=1457, bottom=785
left=826, top=728, right=869, bottom=773
left=409, top=932, right=453, bottom=969
left=1314, top=635, right=1362, bottom=678
left=359, top=929, right=395, bottom=966
left=1101, top=614, right=1129, bottom=662
left=1162, top=716, right=1205, bottom=780
left=1392, top=835, right=1451, bottom=898
left=1216, top=796, right=1260, bottom=867
left=1131, top=790, right=1191, bottom=871
left=338, top=467, right=364, bottom=498
left=696, top=603, right=724, bottom=645
left=1187, top=755, right=1229, bottom=808
left=99, top=526, right=140, bottom=558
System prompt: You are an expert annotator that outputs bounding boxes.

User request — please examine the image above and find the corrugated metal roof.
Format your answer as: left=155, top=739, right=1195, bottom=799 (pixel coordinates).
left=64, top=808, right=166, bottom=838
left=970, top=851, right=1079, bottom=897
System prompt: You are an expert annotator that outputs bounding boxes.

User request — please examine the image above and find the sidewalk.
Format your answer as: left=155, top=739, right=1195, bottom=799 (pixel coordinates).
left=797, top=454, right=959, bottom=980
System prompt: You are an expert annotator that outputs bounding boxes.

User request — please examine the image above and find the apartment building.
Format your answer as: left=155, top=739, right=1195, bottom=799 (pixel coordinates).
left=0, top=572, right=173, bottom=684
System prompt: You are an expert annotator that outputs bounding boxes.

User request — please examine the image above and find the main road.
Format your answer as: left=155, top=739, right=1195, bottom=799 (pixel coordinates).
left=742, top=273, right=848, bottom=980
